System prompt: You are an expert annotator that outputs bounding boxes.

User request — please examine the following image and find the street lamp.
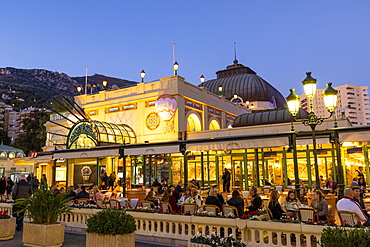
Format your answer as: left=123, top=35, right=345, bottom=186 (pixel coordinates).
left=76, top=85, right=83, bottom=94
left=286, top=72, right=337, bottom=190
left=200, top=75, right=205, bottom=83
left=102, top=80, right=108, bottom=88
left=140, top=70, right=146, bottom=83
left=218, top=85, right=223, bottom=96
left=173, top=61, right=179, bottom=75
left=87, top=83, right=96, bottom=94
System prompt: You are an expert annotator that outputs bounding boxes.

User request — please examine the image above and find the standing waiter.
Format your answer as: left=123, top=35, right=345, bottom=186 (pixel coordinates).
left=222, top=168, right=231, bottom=193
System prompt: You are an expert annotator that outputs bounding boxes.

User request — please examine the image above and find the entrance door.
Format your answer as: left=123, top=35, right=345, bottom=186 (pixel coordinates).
left=232, top=158, right=244, bottom=190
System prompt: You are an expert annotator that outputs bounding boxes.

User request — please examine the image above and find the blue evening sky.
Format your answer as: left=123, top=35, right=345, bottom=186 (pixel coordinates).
left=0, top=1, right=369, bottom=96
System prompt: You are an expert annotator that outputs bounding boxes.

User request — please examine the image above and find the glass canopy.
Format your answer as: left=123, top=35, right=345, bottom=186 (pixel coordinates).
left=67, top=120, right=136, bottom=149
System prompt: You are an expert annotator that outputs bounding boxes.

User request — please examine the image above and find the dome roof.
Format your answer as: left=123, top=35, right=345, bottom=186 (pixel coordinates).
left=233, top=108, right=309, bottom=127
left=0, top=143, right=25, bottom=158
left=199, top=61, right=286, bottom=108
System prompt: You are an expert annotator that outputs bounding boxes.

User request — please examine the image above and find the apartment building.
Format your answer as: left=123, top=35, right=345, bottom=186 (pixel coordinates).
left=300, top=84, right=370, bottom=126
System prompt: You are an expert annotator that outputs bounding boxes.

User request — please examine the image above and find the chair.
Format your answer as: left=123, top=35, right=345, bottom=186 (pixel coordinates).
left=160, top=201, right=172, bottom=213
left=109, top=199, right=120, bottom=208
left=203, top=204, right=219, bottom=216
left=96, top=199, right=104, bottom=208
left=257, top=187, right=263, bottom=194
left=141, top=200, right=155, bottom=210
left=181, top=203, right=198, bottom=215
left=338, top=211, right=360, bottom=226
left=76, top=198, right=90, bottom=204
left=298, top=208, right=315, bottom=222
left=152, top=186, right=160, bottom=194
left=0, top=194, right=7, bottom=201
left=263, top=188, right=271, bottom=195
left=222, top=205, right=239, bottom=218
left=129, top=198, right=139, bottom=209
left=103, top=192, right=112, bottom=202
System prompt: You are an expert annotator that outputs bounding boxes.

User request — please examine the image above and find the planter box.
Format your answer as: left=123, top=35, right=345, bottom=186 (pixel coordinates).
left=0, top=217, right=16, bottom=240
left=22, top=222, right=65, bottom=247
left=86, top=232, right=135, bottom=247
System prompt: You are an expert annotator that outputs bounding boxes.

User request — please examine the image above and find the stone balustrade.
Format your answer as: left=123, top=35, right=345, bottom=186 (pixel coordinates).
left=0, top=203, right=332, bottom=246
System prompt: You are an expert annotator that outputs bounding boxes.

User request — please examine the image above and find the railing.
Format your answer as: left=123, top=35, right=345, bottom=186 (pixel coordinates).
left=0, top=203, right=331, bottom=247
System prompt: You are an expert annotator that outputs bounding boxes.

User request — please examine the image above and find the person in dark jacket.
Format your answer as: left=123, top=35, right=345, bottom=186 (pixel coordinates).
left=0, top=176, right=6, bottom=194
left=66, top=186, right=77, bottom=198
left=248, top=186, right=262, bottom=212
left=227, top=190, right=245, bottom=217
left=74, top=186, right=90, bottom=199
left=205, top=187, right=223, bottom=211
left=6, top=177, right=14, bottom=196
left=268, top=190, right=293, bottom=220
left=222, top=168, right=231, bottom=192
left=175, top=181, right=183, bottom=196
left=12, top=174, right=33, bottom=230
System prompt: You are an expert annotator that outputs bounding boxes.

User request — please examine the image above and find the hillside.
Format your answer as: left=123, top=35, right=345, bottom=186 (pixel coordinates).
left=0, top=67, right=137, bottom=110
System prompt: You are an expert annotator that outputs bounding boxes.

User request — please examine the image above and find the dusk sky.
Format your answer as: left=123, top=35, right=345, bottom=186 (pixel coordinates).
left=1, top=1, right=369, bottom=96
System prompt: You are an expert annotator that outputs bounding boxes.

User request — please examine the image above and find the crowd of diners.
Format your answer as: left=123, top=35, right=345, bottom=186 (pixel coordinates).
left=138, top=174, right=370, bottom=227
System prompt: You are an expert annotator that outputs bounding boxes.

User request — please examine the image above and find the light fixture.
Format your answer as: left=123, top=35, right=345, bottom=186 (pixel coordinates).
left=322, top=82, right=338, bottom=113
left=140, top=70, right=146, bottom=83
left=233, top=94, right=238, bottom=99
left=173, top=61, right=179, bottom=75
left=286, top=89, right=300, bottom=116
left=200, top=75, right=205, bottom=83
left=102, top=80, right=108, bottom=87
left=302, top=72, right=316, bottom=98
left=76, top=86, right=83, bottom=93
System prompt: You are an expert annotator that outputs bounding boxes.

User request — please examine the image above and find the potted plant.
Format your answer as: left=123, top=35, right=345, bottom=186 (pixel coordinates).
left=86, top=208, right=136, bottom=247
left=0, top=210, right=16, bottom=240
left=189, top=232, right=246, bottom=247
left=13, top=185, right=73, bottom=247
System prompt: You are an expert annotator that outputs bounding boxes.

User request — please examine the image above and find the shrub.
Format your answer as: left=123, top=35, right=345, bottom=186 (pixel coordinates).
left=86, top=209, right=136, bottom=235
left=13, top=186, right=73, bottom=224
left=320, top=226, right=370, bottom=247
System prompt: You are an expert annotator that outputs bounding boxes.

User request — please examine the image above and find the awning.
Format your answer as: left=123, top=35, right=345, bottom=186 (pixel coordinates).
left=54, top=148, right=119, bottom=159
left=32, top=155, right=54, bottom=162
left=339, top=131, right=370, bottom=143
left=124, top=145, right=180, bottom=155
left=186, top=136, right=289, bottom=151
left=296, top=137, right=330, bottom=146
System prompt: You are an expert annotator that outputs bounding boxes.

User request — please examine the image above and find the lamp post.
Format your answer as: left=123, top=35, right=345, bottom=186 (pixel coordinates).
left=87, top=83, right=96, bottom=95
left=140, top=70, right=146, bottom=83
left=286, top=72, right=337, bottom=190
left=173, top=61, right=179, bottom=75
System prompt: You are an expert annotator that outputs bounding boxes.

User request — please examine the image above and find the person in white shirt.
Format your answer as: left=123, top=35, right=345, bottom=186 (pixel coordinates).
left=336, top=188, right=370, bottom=226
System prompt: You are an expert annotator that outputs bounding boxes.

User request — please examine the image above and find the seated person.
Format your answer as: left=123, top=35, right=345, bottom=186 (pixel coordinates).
left=282, top=190, right=301, bottom=212
left=162, top=188, right=178, bottom=212
left=248, top=186, right=262, bottom=212
left=191, top=189, right=202, bottom=207
left=179, top=189, right=192, bottom=204
left=144, top=190, right=158, bottom=206
left=326, top=177, right=337, bottom=193
left=310, top=190, right=328, bottom=221
left=226, top=190, right=245, bottom=217
left=205, top=187, right=223, bottom=211
left=92, top=185, right=103, bottom=201
left=74, top=186, right=90, bottom=199
left=352, top=186, right=370, bottom=215
left=66, top=186, right=76, bottom=198
left=209, top=185, right=225, bottom=204
left=99, top=181, right=107, bottom=190
left=337, top=188, right=370, bottom=226
left=268, top=190, right=293, bottom=219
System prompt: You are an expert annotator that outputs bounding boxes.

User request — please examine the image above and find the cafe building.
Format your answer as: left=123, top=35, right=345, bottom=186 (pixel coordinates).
left=29, top=60, right=370, bottom=193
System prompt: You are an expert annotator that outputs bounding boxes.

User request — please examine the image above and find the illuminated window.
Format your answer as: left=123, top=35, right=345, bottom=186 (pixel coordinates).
left=187, top=113, right=202, bottom=132
left=209, top=119, right=220, bottom=130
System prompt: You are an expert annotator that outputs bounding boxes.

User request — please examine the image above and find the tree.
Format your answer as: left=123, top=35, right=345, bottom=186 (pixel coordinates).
left=13, top=110, right=50, bottom=154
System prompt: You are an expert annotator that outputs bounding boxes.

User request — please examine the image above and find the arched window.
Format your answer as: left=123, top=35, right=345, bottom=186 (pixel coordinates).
left=16, top=153, right=24, bottom=158
left=8, top=152, right=15, bottom=159
left=187, top=113, right=202, bottom=132
left=209, top=119, right=221, bottom=130
left=0, top=152, right=6, bottom=159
